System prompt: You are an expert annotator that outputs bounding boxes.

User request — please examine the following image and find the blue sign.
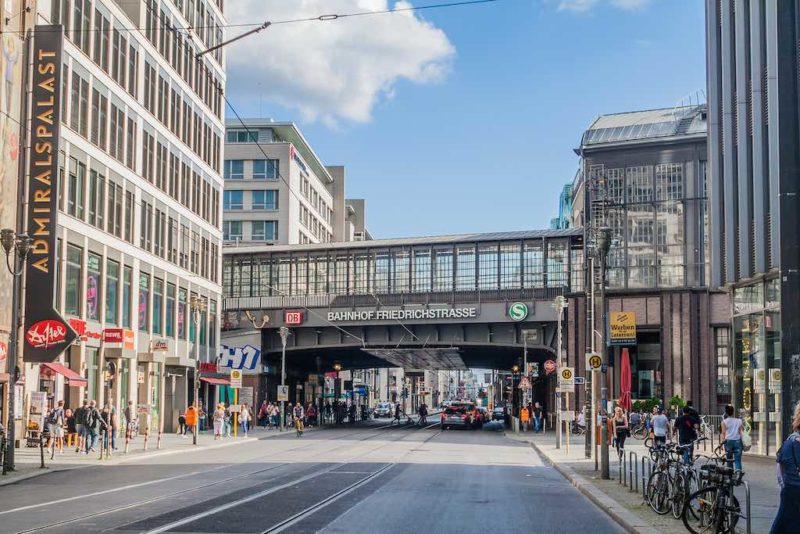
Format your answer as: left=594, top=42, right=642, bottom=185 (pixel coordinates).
left=354, top=385, right=368, bottom=395
left=219, top=344, right=261, bottom=370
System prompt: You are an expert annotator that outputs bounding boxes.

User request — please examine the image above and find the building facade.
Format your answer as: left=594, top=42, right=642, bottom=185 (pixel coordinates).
left=571, top=106, right=730, bottom=416
left=549, top=183, right=574, bottom=230
left=16, top=0, right=226, bottom=437
left=706, top=1, right=800, bottom=454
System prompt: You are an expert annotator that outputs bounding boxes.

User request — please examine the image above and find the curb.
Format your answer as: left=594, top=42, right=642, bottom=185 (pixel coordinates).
left=525, top=438, right=662, bottom=534
left=0, top=428, right=301, bottom=487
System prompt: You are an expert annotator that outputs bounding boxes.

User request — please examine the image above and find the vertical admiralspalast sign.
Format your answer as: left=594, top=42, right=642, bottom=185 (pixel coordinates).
left=23, top=26, right=76, bottom=363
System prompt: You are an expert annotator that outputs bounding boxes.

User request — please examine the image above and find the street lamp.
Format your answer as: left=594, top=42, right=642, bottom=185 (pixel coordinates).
left=278, top=327, right=290, bottom=431
left=596, top=227, right=612, bottom=480
left=1, top=229, right=32, bottom=472
left=189, top=296, right=206, bottom=446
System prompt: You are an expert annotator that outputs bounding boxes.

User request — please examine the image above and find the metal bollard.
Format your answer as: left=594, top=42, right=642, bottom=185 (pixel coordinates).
left=641, top=457, right=652, bottom=500
left=143, top=430, right=149, bottom=451
left=157, top=430, right=162, bottom=450
left=628, top=451, right=638, bottom=492
left=124, top=431, right=130, bottom=454
left=742, top=480, right=751, bottom=534
left=39, top=433, right=45, bottom=468
left=99, top=431, right=105, bottom=460
left=1, top=436, right=6, bottom=475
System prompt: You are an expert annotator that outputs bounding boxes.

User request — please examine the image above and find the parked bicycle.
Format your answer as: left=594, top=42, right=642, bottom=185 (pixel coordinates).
left=682, top=463, right=743, bottom=534
left=570, top=420, right=586, bottom=435
left=631, top=421, right=648, bottom=440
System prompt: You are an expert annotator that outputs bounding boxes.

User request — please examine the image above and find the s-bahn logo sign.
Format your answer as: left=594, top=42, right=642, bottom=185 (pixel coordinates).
left=328, top=307, right=478, bottom=322
left=508, top=302, right=529, bottom=321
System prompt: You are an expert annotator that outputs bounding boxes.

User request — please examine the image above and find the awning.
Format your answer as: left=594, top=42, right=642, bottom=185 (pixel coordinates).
left=41, top=362, right=88, bottom=387
left=200, top=376, right=230, bottom=386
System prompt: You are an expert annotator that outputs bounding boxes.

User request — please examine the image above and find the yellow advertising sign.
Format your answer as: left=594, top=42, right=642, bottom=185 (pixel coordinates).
left=609, top=311, right=636, bottom=346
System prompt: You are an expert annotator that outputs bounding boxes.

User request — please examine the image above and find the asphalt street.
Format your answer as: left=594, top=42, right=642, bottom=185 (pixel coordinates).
left=0, top=422, right=624, bottom=534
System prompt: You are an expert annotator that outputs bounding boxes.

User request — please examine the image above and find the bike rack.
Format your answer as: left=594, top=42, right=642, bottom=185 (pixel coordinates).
left=628, top=451, right=638, bottom=493
left=641, top=456, right=653, bottom=500
left=741, top=480, right=751, bottom=534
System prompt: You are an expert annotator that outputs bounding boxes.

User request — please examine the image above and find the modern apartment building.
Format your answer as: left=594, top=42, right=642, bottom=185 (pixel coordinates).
left=705, top=1, right=800, bottom=455
left=17, top=0, right=226, bottom=436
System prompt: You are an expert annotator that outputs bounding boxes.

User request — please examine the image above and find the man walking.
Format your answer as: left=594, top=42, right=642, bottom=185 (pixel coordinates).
left=674, top=406, right=700, bottom=464
left=84, top=400, right=106, bottom=454
left=123, top=400, right=137, bottom=441
left=533, top=403, right=543, bottom=433
left=74, top=400, right=88, bottom=453
left=652, top=406, right=670, bottom=446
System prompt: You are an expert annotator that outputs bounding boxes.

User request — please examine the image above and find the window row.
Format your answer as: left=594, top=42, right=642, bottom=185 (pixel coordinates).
left=299, top=205, right=332, bottom=243
left=602, top=163, right=703, bottom=204
left=223, top=190, right=279, bottom=211
left=300, top=175, right=333, bottom=225
left=222, top=241, right=581, bottom=298
left=223, top=221, right=278, bottom=243
left=62, top=243, right=217, bottom=347
left=223, top=159, right=280, bottom=180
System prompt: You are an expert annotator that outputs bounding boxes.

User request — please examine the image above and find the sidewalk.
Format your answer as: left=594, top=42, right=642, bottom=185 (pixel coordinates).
left=0, top=425, right=297, bottom=487
left=508, top=429, right=778, bottom=534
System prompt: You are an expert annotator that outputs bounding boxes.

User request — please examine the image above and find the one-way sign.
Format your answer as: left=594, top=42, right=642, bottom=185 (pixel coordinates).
left=574, top=377, right=586, bottom=386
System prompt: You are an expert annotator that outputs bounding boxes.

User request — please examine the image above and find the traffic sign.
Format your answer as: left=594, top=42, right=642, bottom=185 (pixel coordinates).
left=574, top=376, right=586, bottom=386
left=508, top=302, right=529, bottom=321
left=544, top=360, right=557, bottom=374
left=519, top=376, right=532, bottom=390
left=558, top=367, right=575, bottom=392
left=277, top=385, right=289, bottom=401
left=586, top=352, right=602, bottom=371
left=230, top=369, right=242, bottom=389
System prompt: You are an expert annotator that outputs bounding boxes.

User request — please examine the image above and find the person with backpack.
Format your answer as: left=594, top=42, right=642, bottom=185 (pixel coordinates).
left=83, top=400, right=107, bottom=454
left=46, top=400, right=66, bottom=453
left=73, top=400, right=89, bottom=453
left=673, top=405, right=700, bottom=464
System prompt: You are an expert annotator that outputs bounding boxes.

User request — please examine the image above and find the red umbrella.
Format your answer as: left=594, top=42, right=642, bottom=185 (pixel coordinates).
left=618, top=348, right=632, bottom=412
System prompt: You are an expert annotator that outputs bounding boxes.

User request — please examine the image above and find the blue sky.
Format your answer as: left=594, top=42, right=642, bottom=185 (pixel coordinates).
left=227, top=0, right=707, bottom=239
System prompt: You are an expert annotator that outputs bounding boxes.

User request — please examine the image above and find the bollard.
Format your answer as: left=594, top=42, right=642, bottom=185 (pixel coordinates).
left=39, top=433, right=45, bottom=469
left=742, top=480, right=751, bottom=534
left=157, top=430, right=162, bottom=450
left=143, top=430, right=149, bottom=451
left=641, top=457, right=653, bottom=500
left=629, top=451, right=638, bottom=493
left=1, top=436, right=6, bottom=475
left=99, top=431, right=105, bottom=460
left=124, top=431, right=130, bottom=454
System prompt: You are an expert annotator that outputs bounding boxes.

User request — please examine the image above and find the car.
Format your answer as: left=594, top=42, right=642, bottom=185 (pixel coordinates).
left=441, top=402, right=478, bottom=430
left=492, top=407, right=506, bottom=421
left=373, top=402, right=393, bottom=418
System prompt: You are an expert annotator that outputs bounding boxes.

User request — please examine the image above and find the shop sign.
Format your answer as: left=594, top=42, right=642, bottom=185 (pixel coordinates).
left=199, top=362, right=218, bottom=373
left=754, top=368, right=766, bottom=393
left=284, top=310, right=303, bottom=325
left=103, top=328, right=134, bottom=349
left=219, top=344, right=260, bottom=371
left=769, top=368, right=782, bottom=393
left=609, top=312, right=636, bottom=346
left=151, top=339, right=169, bottom=352
left=327, top=307, right=478, bottom=322
left=23, top=26, right=77, bottom=363
left=136, top=404, right=151, bottom=415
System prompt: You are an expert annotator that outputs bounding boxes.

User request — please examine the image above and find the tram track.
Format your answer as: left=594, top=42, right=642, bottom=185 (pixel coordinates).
left=12, top=423, right=433, bottom=534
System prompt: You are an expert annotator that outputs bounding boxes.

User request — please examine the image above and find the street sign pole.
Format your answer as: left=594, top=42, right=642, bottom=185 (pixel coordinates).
left=279, top=327, right=289, bottom=432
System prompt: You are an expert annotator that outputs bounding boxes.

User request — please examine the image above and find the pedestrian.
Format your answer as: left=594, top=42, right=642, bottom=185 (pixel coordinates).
left=213, top=403, right=225, bottom=439
left=651, top=406, right=670, bottom=446
left=771, top=401, right=800, bottom=533
left=124, top=400, right=137, bottom=440
left=520, top=405, right=530, bottom=432
left=65, top=408, right=77, bottom=449
left=721, top=404, right=744, bottom=472
left=223, top=405, right=232, bottom=437
left=240, top=403, right=252, bottom=437
left=100, top=404, right=113, bottom=452
left=46, top=400, right=66, bottom=453
left=109, top=401, right=119, bottom=450
left=630, top=409, right=641, bottom=427
left=394, top=402, right=402, bottom=424
left=270, top=404, right=279, bottom=429
left=74, top=400, right=88, bottom=453
left=307, top=403, right=317, bottom=427
left=84, top=400, right=106, bottom=454
left=178, top=411, right=187, bottom=436
left=674, top=405, right=700, bottom=464
left=184, top=404, right=197, bottom=437
left=612, top=406, right=629, bottom=461
left=533, top=403, right=543, bottom=433
left=258, top=400, right=268, bottom=429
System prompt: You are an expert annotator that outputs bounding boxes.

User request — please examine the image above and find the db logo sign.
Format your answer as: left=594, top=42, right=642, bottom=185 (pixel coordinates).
left=284, top=310, right=303, bottom=325
left=26, top=320, right=69, bottom=349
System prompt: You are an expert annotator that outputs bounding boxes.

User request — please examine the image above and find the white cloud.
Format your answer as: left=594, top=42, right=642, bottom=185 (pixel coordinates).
left=224, top=0, right=455, bottom=125
left=558, top=0, right=650, bottom=11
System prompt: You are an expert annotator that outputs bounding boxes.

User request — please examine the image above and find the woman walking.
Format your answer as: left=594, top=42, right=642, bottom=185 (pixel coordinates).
left=213, top=403, right=225, bottom=440
left=721, top=404, right=744, bottom=472
left=612, top=406, right=629, bottom=461
left=771, top=402, right=800, bottom=533
left=240, top=403, right=252, bottom=437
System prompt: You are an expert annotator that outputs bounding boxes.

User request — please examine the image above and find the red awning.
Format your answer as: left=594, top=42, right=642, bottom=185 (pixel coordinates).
left=200, top=376, right=230, bottom=386
left=41, top=362, right=88, bottom=387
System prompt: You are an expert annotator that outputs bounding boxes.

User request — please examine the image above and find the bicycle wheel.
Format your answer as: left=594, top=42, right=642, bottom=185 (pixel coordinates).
left=683, top=487, right=717, bottom=534
left=633, top=425, right=647, bottom=440
left=671, top=471, right=687, bottom=519
left=646, top=471, right=672, bottom=515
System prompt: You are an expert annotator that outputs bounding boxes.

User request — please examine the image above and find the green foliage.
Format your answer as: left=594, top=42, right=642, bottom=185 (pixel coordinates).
left=631, top=397, right=661, bottom=413
left=668, top=395, right=686, bottom=409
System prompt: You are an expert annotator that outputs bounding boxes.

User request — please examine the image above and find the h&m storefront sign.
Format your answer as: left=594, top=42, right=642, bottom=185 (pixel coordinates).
left=24, top=26, right=77, bottom=363
left=328, top=307, right=478, bottom=323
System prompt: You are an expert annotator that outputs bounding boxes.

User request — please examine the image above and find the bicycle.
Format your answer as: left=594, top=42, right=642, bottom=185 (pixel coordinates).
left=645, top=442, right=675, bottom=515
left=295, top=418, right=304, bottom=437
left=631, top=422, right=648, bottom=440
left=669, top=438, right=706, bottom=519
left=682, top=463, right=743, bottom=534
left=570, top=421, right=586, bottom=435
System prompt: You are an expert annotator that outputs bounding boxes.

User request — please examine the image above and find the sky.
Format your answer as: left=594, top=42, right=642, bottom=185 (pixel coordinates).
left=225, top=0, right=707, bottom=239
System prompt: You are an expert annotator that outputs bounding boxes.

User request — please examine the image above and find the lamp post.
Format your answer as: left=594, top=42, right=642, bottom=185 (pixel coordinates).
left=189, top=296, right=206, bottom=446
left=596, top=227, right=612, bottom=480
left=1, top=229, right=32, bottom=472
left=553, top=295, right=567, bottom=449
left=278, top=327, right=289, bottom=431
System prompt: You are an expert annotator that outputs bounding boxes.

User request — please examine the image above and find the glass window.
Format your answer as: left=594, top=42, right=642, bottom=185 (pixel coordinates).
left=152, top=278, right=163, bottom=335
left=655, top=163, right=683, bottom=201
left=412, top=249, right=431, bottom=293
left=178, top=288, right=187, bottom=339
left=373, top=252, right=390, bottom=294
left=715, top=328, right=731, bottom=396
left=252, top=190, right=278, bottom=210
left=86, top=253, right=102, bottom=321
left=499, top=243, right=521, bottom=289
left=252, top=221, right=277, bottom=241
left=523, top=242, right=544, bottom=288
left=223, top=159, right=244, bottom=179
left=106, top=260, right=119, bottom=325
left=209, top=300, right=217, bottom=348
left=253, top=159, right=279, bottom=180
left=223, top=221, right=243, bottom=241
left=606, top=168, right=625, bottom=204
left=393, top=250, right=410, bottom=293
left=67, top=157, right=85, bottom=219
left=65, top=244, right=82, bottom=316
left=166, top=283, right=175, bottom=337
left=122, top=265, right=132, bottom=328
left=223, top=190, right=243, bottom=210
left=626, top=166, right=654, bottom=203
left=226, top=130, right=257, bottom=143
left=138, top=272, right=150, bottom=332
left=456, top=246, right=476, bottom=291
left=433, top=248, right=453, bottom=292
left=478, top=245, right=498, bottom=290
left=546, top=241, right=568, bottom=287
